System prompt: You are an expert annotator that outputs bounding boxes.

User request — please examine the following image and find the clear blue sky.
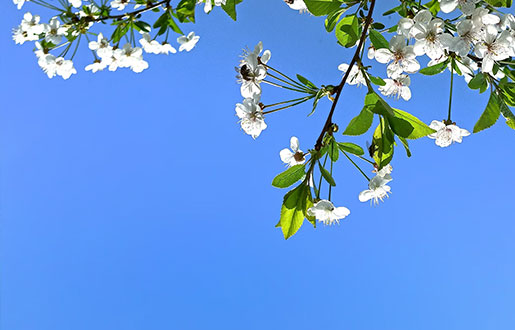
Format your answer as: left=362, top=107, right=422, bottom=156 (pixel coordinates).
left=2, top=1, right=515, bottom=329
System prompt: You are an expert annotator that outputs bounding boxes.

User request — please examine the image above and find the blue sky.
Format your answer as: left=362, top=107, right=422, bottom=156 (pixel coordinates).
left=2, top=1, right=515, bottom=329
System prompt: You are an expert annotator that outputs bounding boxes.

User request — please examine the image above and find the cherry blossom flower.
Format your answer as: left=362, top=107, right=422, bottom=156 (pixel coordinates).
left=12, top=13, right=43, bottom=45
left=412, top=18, right=454, bottom=59
left=338, top=63, right=366, bottom=87
left=89, top=33, right=113, bottom=59
left=110, top=0, right=129, bottom=11
left=70, top=0, right=82, bottom=8
left=235, top=94, right=267, bottom=139
left=177, top=32, right=200, bottom=52
left=475, top=25, right=514, bottom=75
left=451, top=19, right=481, bottom=56
left=439, top=0, right=480, bottom=15
left=13, top=0, right=26, bottom=10
left=472, top=7, right=501, bottom=27
left=113, top=43, right=149, bottom=73
left=374, top=35, right=420, bottom=77
left=43, top=18, right=67, bottom=45
left=307, top=200, right=350, bottom=225
left=54, top=57, right=77, bottom=79
left=280, top=137, right=305, bottom=167
left=140, top=33, right=177, bottom=55
left=199, top=0, right=226, bottom=14
left=428, top=120, right=470, bottom=147
left=85, top=60, right=107, bottom=73
left=237, top=42, right=271, bottom=98
left=284, top=0, right=309, bottom=12
left=379, top=74, right=412, bottom=101
left=359, top=174, right=392, bottom=205
left=374, top=164, right=393, bottom=178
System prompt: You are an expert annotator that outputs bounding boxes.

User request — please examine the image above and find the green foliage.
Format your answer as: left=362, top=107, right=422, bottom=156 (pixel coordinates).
left=335, top=14, right=360, bottom=48
left=325, top=8, right=346, bottom=32
left=337, top=142, right=364, bottom=155
left=272, top=164, right=306, bottom=188
left=303, top=0, right=343, bottom=16
left=468, top=72, right=488, bottom=93
left=368, top=29, right=389, bottom=50
left=485, top=0, right=512, bottom=7
left=297, top=74, right=318, bottom=89
left=278, top=184, right=313, bottom=239
left=372, top=117, right=395, bottom=170
left=419, top=60, right=449, bottom=75
left=318, top=161, right=336, bottom=186
left=390, top=108, right=436, bottom=139
left=342, top=108, right=374, bottom=136
left=473, top=92, right=501, bottom=133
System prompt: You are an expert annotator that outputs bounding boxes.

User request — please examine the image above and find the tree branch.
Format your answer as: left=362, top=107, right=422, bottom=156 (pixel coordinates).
left=314, top=0, right=376, bottom=151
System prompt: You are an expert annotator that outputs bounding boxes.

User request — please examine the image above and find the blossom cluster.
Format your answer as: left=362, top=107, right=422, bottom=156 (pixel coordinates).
left=12, top=0, right=201, bottom=79
left=235, top=42, right=272, bottom=138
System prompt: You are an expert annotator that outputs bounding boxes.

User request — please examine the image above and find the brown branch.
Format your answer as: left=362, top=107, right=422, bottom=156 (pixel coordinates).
left=89, top=0, right=170, bottom=22
left=314, top=0, right=377, bottom=151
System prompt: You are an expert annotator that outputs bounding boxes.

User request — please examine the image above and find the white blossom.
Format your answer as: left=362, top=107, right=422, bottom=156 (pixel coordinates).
left=472, top=7, right=501, bottom=28
left=307, top=200, right=350, bottom=226
left=359, top=174, right=392, bottom=205
left=113, top=43, right=149, bottom=73
left=451, top=19, right=481, bottom=56
left=428, top=120, right=470, bottom=147
left=69, top=0, right=82, bottom=8
left=338, top=63, right=366, bottom=87
left=177, top=31, right=200, bottom=52
left=439, top=0, right=480, bottom=15
left=280, top=137, right=305, bottom=167
left=13, top=0, right=27, bottom=10
left=198, top=0, right=226, bottom=13
left=374, top=35, right=420, bottom=77
left=284, top=0, right=308, bottom=12
left=88, top=33, right=113, bottom=59
left=475, top=25, right=514, bottom=75
left=379, top=74, right=412, bottom=101
left=110, top=0, right=130, bottom=10
left=54, top=57, right=77, bottom=79
left=43, top=18, right=67, bottom=45
left=374, top=164, right=393, bottom=178
left=412, top=18, right=454, bottom=59
left=237, top=42, right=271, bottom=98
left=139, top=33, right=177, bottom=54
left=85, top=60, right=108, bottom=73
left=235, top=94, right=267, bottom=139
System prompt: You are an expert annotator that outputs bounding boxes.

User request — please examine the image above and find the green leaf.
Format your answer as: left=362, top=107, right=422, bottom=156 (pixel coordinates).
left=398, top=136, right=412, bottom=157
left=328, top=139, right=339, bottom=162
left=390, top=108, right=436, bottom=139
left=111, top=21, right=130, bottom=43
left=296, top=74, right=317, bottom=89
left=338, top=142, right=364, bottom=155
left=364, top=92, right=394, bottom=116
left=369, top=29, right=389, bottom=50
left=473, top=92, right=501, bottom=133
left=485, top=0, right=512, bottom=7
left=175, top=0, right=196, bottom=23
left=280, top=185, right=309, bottom=239
left=272, top=164, right=306, bottom=189
left=325, top=8, right=346, bottom=32
left=318, top=162, right=336, bottom=186
left=335, top=14, right=360, bottom=48
left=167, top=15, right=184, bottom=34
left=368, top=75, right=386, bottom=86
left=372, top=117, right=394, bottom=170
left=342, top=107, right=373, bottom=136
left=303, top=0, right=343, bottom=16
left=309, top=89, right=324, bottom=116
left=133, top=21, right=151, bottom=32
left=221, top=0, right=241, bottom=20
left=499, top=96, right=515, bottom=131
left=468, top=72, right=488, bottom=92
left=419, top=60, right=449, bottom=75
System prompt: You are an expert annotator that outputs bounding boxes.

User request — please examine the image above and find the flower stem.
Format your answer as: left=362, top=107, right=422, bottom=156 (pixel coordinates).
left=342, top=151, right=370, bottom=181
left=264, top=64, right=312, bottom=91
left=328, top=143, right=334, bottom=200
left=267, top=72, right=312, bottom=93
left=447, top=59, right=455, bottom=123
left=263, top=96, right=313, bottom=109
left=316, top=155, right=328, bottom=200
left=262, top=80, right=309, bottom=93
left=262, top=96, right=313, bottom=115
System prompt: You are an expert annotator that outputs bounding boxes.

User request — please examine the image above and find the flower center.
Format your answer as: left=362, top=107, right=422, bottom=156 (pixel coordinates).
left=293, top=152, right=305, bottom=162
